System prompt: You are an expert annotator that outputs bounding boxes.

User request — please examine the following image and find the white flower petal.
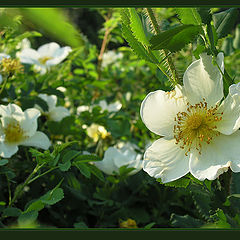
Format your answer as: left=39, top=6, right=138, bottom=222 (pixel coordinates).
left=20, top=108, right=40, bottom=137
left=77, top=105, right=91, bottom=115
left=94, top=147, right=120, bottom=175
left=48, top=106, right=70, bottom=122
left=107, top=101, right=122, bottom=112
left=216, top=83, right=240, bottom=135
left=38, top=94, right=57, bottom=111
left=21, top=131, right=51, bottom=150
left=0, top=104, right=23, bottom=119
left=0, top=141, right=18, bottom=158
left=46, top=46, right=72, bottom=66
left=37, top=42, right=60, bottom=57
left=0, top=75, right=2, bottom=85
left=189, top=131, right=240, bottom=181
left=143, top=138, right=189, bottom=183
left=183, top=52, right=224, bottom=107
left=140, top=85, right=187, bottom=137
left=18, top=48, right=40, bottom=65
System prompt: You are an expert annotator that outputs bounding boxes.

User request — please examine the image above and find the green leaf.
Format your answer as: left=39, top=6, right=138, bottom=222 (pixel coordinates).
left=150, top=24, right=201, bottom=52
left=74, top=154, right=102, bottom=163
left=170, top=214, right=204, bottom=228
left=213, top=8, right=239, bottom=39
left=144, top=222, right=156, bottom=229
left=129, top=8, right=150, bottom=46
left=73, top=162, right=91, bottom=179
left=221, top=37, right=234, bottom=56
left=25, top=200, right=45, bottom=213
left=233, top=24, right=240, bottom=49
left=0, top=159, right=8, bottom=166
left=120, top=8, right=131, bottom=27
left=18, top=8, right=84, bottom=48
left=3, top=207, right=22, bottom=217
left=39, top=87, right=65, bottom=99
left=121, top=23, right=155, bottom=63
left=88, top=164, right=105, bottom=182
left=40, top=188, right=64, bottom=205
left=190, top=184, right=212, bottom=221
left=157, top=176, right=191, bottom=188
left=176, top=8, right=202, bottom=25
left=206, top=209, right=231, bottom=228
left=18, top=210, right=38, bottom=225
left=62, top=150, right=80, bottom=163
left=58, top=160, right=71, bottom=172
left=196, top=8, right=212, bottom=25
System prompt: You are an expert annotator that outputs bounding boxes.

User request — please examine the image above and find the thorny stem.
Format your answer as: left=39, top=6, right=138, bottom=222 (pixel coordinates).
left=97, top=10, right=114, bottom=81
left=145, top=8, right=179, bottom=86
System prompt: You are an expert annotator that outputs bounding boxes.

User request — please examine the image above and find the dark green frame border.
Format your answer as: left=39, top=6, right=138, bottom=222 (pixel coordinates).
left=0, top=0, right=239, bottom=7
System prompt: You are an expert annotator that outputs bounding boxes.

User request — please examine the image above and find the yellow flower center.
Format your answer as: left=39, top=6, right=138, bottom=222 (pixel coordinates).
left=4, top=120, right=26, bottom=143
left=38, top=56, right=53, bottom=65
left=173, top=99, right=223, bottom=155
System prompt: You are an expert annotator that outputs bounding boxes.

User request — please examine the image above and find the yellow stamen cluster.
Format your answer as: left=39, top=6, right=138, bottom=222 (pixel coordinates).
left=173, top=99, right=223, bottom=155
left=0, top=58, right=23, bottom=76
left=4, top=120, right=26, bottom=143
left=38, top=56, right=53, bottom=65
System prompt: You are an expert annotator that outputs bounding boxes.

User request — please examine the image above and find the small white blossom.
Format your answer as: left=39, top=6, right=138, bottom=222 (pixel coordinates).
left=101, top=50, right=123, bottom=68
left=141, top=52, right=240, bottom=183
left=77, top=100, right=122, bottom=116
left=36, top=94, right=70, bottom=122
left=94, top=142, right=143, bottom=175
left=0, top=103, right=51, bottom=158
left=18, top=42, right=72, bottom=74
left=77, top=105, right=91, bottom=116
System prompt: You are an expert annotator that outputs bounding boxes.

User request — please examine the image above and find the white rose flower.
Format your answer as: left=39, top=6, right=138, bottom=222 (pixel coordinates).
left=36, top=94, right=70, bottom=122
left=94, top=142, right=143, bottom=176
left=0, top=103, right=51, bottom=158
left=18, top=42, right=72, bottom=74
left=141, top=52, right=240, bottom=183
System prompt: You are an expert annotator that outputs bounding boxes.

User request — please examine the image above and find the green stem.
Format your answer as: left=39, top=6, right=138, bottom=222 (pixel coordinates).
left=28, top=166, right=59, bottom=184
left=0, top=75, right=9, bottom=96
left=6, top=174, right=12, bottom=205
left=145, top=8, right=179, bottom=85
left=9, top=163, right=44, bottom=207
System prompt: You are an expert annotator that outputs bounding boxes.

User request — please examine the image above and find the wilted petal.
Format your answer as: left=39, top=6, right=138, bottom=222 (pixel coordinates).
left=140, top=85, right=187, bottom=137
left=21, top=131, right=51, bottom=150
left=143, top=138, right=189, bottom=183
left=189, top=131, right=240, bottom=181
left=183, top=52, right=224, bottom=107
